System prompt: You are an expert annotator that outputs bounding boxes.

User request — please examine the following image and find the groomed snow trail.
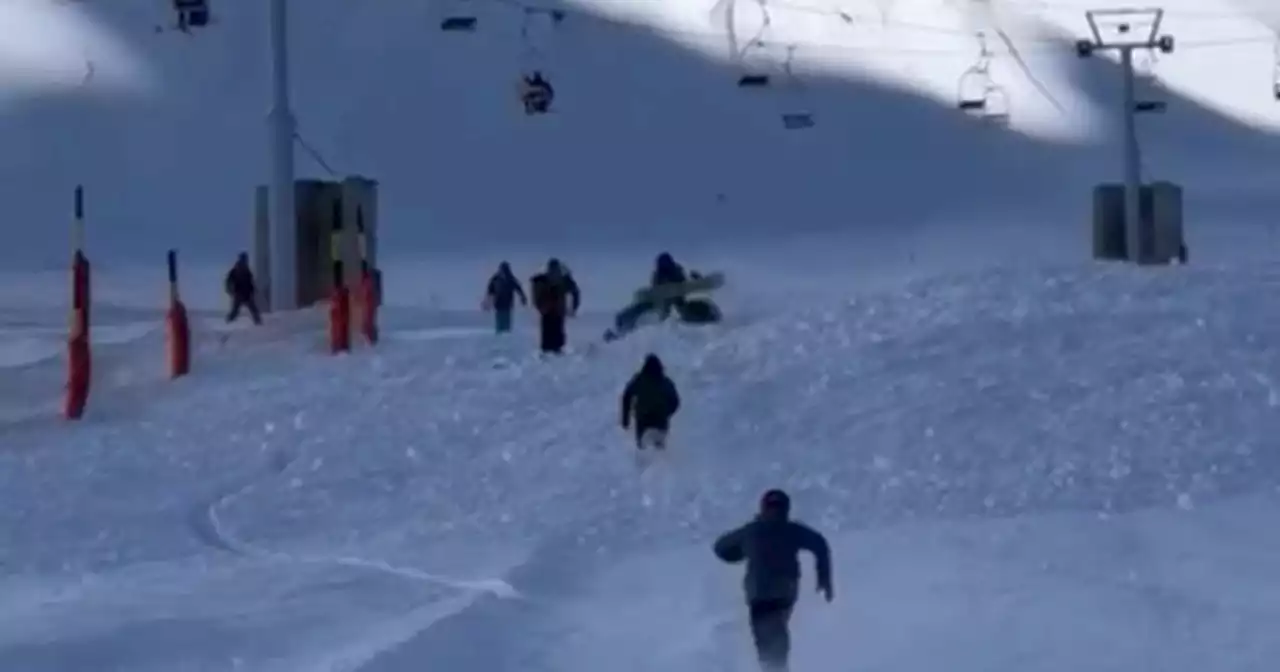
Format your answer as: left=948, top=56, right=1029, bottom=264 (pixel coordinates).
left=1, top=264, right=1278, bottom=670
left=206, top=263, right=1280, bottom=672
left=0, top=316, right=547, bottom=672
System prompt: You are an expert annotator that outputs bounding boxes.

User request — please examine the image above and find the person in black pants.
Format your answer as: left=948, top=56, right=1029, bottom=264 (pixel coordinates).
left=224, top=252, right=262, bottom=325
left=529, top=258, right=580, bottom=354
left=619, top=353, right=680, bottom=448
left=713, top=489, right=833, bottom=672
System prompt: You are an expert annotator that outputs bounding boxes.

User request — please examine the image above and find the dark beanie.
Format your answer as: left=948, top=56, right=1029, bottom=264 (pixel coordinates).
left=760, top=488, right=791, bottom=516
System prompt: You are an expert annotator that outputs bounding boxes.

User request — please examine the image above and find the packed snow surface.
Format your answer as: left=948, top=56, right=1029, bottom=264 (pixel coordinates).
left=1, top=0, right=1279, bottom=668
left=1, top=262, right=1278, bottom=671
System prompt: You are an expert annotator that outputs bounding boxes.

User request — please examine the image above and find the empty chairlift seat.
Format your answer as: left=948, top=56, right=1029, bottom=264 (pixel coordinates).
left=441, top=16, right=478, bottom=31
left=781, top=112, right=814, bottom=129
left=440, top=0, right=478, bottom=31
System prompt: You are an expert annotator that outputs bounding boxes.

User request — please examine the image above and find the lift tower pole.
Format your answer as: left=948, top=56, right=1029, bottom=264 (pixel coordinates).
left=267, top=0, right=298, bottom=310
left=1076, top=7, right=1174, bottom=263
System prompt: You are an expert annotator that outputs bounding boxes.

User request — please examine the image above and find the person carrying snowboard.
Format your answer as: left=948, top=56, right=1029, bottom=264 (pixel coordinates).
left=604, top=253, right=696, bottom=341
left=650, top=252, right=689, bottom=320
left=713, top=489, right=833, bottom=672
left=483, top=261, right=527, bottom=334
left=620, top=353, right=680, bottom=449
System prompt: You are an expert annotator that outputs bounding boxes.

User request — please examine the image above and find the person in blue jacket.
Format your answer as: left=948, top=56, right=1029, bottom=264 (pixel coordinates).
left=713, top=489, right=833, bottom=672
left=483, top=261, right=527, bottom=334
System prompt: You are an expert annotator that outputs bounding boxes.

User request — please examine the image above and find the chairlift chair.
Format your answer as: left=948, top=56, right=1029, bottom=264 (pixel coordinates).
left=1273, top=42, right=1280, bottom=100
left=781, top=112, right=814, bottom=129
left=956, top=69, right=1010, bottom=124
left=1273, top=50, right=1280, bottom=100
left=736, top=33, right=773, bottom=88
left=441, top=16, right=478, bottom=32
left=1132, top=56, right=1169, bottom=113
left=518, top=69, right=555, bottom=115
left=957, top=84, right=1010, bottom=124
left=173, top=0, right=210, bottom=30
left=956, top=65, right=991, bottom=111
left=440, top=0, right=478, bottom=32
left=981, top=88, right=1011, bottom=125
left=777, top=45, right=815, bottom=129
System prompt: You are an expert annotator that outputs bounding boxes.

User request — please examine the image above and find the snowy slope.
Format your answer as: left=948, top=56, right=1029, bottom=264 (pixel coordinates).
left=1, top=0, right=1278, bottom=268
left=2, top=0, right=1280, bottom=668
left=2, top=261, right=1279, bottom=670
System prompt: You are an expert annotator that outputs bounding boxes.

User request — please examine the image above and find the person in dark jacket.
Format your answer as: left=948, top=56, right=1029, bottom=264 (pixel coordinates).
left=713, top=489, right=833, bottom=672
left=529, top=258, right=580, bottom=354
left=620, top=353, right=680, bottom=448
left=520, top=70, right=554, bottom=115
left=484, top=261, right=527, bottom=334
left=224, top=252, right=262, bottom=325
left=650, top=252, right=688, bottom=320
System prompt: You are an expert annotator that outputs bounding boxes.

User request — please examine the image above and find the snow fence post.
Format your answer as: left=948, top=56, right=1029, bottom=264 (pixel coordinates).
left=64, top=185, right=91, bottom=420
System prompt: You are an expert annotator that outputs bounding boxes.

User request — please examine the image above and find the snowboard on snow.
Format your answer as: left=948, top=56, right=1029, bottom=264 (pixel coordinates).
left=603, top=271, right=727, bottom=342
left=632, top=271, right=725, bottom=304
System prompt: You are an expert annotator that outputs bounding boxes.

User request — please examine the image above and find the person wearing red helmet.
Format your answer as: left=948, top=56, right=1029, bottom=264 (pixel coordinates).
left=713, top=489, right=833, bottom=672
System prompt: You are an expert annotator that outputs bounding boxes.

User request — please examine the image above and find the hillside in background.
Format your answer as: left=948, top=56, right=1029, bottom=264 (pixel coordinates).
left=0, top=0, right=1277, bottom=270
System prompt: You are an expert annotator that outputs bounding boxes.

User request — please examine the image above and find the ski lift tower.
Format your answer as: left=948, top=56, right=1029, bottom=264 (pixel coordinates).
left=266, top=0, right=298, bottom=311
left=1076, top=7, right=1174, bottom=263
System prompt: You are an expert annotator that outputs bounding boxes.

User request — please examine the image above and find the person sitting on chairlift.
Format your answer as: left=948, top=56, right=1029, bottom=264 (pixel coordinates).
left=173, top=0, right=210, bottom=32
left=521, top=71, right=554, bottom=115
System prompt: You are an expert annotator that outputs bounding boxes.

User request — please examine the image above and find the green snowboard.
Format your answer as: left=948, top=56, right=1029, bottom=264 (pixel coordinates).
left=633, top=271, right=725, bottom=304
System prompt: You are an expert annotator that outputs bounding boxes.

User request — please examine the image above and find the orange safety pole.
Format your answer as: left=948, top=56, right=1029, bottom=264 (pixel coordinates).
left=328, top=200, right=350, bottom=354
left=165, top=249, right=191, bottom=378
left=356, top=207, right=378, bottom=345
left=64, top=185, right=91, bottom=420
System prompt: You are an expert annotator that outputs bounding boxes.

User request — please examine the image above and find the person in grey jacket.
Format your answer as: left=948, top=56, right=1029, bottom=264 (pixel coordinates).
left=713, top=489, right=833, bottom=672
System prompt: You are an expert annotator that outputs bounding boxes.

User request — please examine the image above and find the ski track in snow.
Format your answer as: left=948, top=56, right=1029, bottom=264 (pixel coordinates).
left=197, top=442, right=521, bottom=594
left=191, top=433, right=526, bottom=671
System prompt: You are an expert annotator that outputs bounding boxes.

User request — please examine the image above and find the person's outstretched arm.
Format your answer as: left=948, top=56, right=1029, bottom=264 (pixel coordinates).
left=796, top=523, right=833, bottom=600
left=514, top=278, right=528, bottom=305
left=713, top=525, right=749, bottom=564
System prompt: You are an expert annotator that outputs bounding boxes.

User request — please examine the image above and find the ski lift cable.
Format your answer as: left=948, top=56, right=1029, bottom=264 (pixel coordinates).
left=294, top=130, right=340, bottom=177
left=782, top=43, right=799, bottom=82
left=1006, top=0, right=1275, bottom=20
left=766, top=0, right=856, bottom=24
left=160, top=0, right=1280, bottom=56
left=106, top=0, right=1277, bottom=66
left=989, top=26, right=1067, bottom=114
left=957, top=31, right=994, bottom=91
left=738, top=0, right=775, bottom=62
